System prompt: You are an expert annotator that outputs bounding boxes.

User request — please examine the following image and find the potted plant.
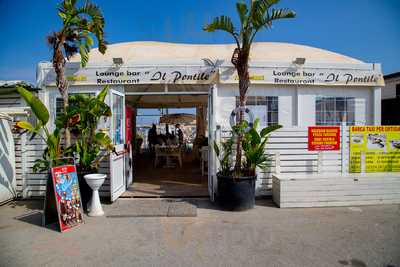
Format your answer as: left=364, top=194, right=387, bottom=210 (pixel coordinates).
left=214, top=119, right=281, bottom=210
left=204, top=0, right=294, bottom=210
left=57, top=85, right=114, bottom=210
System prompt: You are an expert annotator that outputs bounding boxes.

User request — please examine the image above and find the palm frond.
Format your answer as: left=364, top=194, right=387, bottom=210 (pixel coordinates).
left=204, top=15, right=236, bottom=34
left=204, top=15, right=241, bottom=48
left=264, top=8, right=296, bottom=28
left=236, top=1, right=248, bottom=30
left=250, top=0, right=277, bottom=28
left=54, top=0, right=107, bottom=66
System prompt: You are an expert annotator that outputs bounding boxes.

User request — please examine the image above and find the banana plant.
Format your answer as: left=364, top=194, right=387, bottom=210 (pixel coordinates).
left=214, top=137, right=235, bottom=176
left=214, top=118, right=282, bottom=177
left=242, top=119, right=282, bottom=175
left=59, top=85, right=114, bottom=172
left=204, top=0, right=295, bottom=175
left=15, top=86, right=63, bottom=172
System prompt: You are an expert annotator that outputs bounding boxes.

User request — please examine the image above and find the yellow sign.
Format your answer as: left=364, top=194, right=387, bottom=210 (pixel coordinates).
left=350, top=126, right=400, bottom=172
left=66, top=75, right=87, bottom=81
left=234, top=75, right=265, bottom=81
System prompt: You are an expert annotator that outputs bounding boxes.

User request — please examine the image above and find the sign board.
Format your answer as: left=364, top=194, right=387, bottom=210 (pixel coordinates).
left=308, top=126, right=340, bottom=151
left=42, top=65, right=384, bottom=87
left=349, top=126, right=400, bottom=172
left=220, top=67, right=384, bottom=87
left=43, top=66, right=218, bottom=86
left=48, top=165, right=84, bottom=232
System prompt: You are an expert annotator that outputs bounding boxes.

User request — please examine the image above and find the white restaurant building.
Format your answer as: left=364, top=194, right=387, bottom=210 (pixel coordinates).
left=8, top=41, right=386, bottom=201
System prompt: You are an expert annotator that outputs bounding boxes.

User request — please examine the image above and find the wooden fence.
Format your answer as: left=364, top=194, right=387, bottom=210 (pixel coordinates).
left=220, top=126, right=351, bottom=195
left=14, top=133, right=111, bottom=198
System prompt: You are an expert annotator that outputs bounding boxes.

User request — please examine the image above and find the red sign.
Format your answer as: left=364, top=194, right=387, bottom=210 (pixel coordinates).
left=51, top=165, right=84, bottom=232
left=308, top=126, right=340, bottom=151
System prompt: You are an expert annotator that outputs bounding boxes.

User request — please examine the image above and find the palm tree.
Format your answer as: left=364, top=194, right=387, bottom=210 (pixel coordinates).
left=47, top=0, right=107, bottom=147
left=204, top=0, right=295, bottom=175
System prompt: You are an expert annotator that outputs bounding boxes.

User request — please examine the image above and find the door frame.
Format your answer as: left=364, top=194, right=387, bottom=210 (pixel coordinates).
left=208, top=84, right=218, bottom=201
left=127, top=89, right=214, bottom=199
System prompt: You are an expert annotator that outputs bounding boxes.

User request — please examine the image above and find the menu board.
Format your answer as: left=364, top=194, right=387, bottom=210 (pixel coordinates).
left=50, top=165, right=84, bottom=232
left=349, top=126, right=400, bottom=172
left=308, top=126, right=340, bottom=151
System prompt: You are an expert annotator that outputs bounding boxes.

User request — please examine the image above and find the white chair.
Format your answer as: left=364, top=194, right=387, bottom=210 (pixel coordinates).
left=200, top=146, right=208, bottom=176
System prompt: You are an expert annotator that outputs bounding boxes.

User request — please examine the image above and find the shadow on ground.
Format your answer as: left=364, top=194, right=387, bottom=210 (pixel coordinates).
left=185, top=197, right=278, bottom=211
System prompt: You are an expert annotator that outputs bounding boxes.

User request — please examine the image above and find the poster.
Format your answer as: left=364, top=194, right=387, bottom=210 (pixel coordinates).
left=51, top=165, right=84, bottom=232
left=349, top=126, right=400, bottom=172
left=308, top=126, right=340, bottom=151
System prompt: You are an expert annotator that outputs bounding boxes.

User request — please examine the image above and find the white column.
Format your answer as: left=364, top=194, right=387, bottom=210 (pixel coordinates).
left=341, top=121, right=348, bottom=175
left=294, top=86, right=299, bottom=126
left=372, top=87, right=381, bottom=125
left=208, top=84, right=218, bottom=202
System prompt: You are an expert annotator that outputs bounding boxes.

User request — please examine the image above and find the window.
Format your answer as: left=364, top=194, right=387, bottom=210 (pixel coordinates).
left=396, top=84, right=400, bottom=98
left=56, top=97, right=65, bottom=118
left=236, top=96, right=279, bottom=127
left=55, top=93, right=95, bottom=119
left=316, top=96, right=355, bottom=125
left=112, top=93, right=124, bottom=145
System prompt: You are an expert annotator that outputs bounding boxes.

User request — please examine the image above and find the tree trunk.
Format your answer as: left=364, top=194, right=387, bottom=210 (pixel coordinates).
left=53, top=42, right=71, bottom=148
left=234, top=50, right=250, bottom=176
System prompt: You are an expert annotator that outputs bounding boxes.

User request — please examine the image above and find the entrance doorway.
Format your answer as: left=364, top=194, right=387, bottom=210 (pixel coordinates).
left=122, top=86, right=211, bottom=198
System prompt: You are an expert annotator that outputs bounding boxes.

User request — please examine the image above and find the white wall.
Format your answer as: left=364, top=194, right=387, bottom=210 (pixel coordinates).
left=216, top=84, right=375, bottom=127
left=297, top=86, right=373, bottom=126
left=216, top=84, right=295, bottom=128
left=382, top=77, right=400, bottom=100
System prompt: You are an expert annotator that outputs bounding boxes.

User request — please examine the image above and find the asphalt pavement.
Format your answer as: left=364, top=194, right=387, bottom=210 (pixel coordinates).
left=0, top=198, right=399, bottom=267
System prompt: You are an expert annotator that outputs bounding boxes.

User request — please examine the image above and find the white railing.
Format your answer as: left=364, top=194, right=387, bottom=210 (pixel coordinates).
left=219, top=125, right=351, bottom=195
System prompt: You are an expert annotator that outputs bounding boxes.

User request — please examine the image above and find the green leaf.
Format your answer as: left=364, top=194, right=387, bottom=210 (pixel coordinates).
left=260, top=124, right=282, bottom=137
left=95, top=132, right=114, bottom=150
left=249, top=128, right=261, bottom=146
left=96, top=85, right=109, bottom=102
left=16, top=86, right=49, bottom=125
left=58, top=11, right=67, bottom=20
left=253, top=118, right=260, bottom=130
left=15, top=121, right=35, bottom=132
left=236, top=1, right=248, bottom=28
left=203, top=15, right=237, bottom=36
left=213, top=141, right=220, bottom=157
left=263, top=8, right=296, bottom=28
left=29, top=121, right=43, bottom=141
left=79, top=44, right=89, bottom=67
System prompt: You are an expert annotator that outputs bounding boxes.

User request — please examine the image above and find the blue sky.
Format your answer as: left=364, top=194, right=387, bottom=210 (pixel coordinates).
left=0, top=0, right=399, bottom=83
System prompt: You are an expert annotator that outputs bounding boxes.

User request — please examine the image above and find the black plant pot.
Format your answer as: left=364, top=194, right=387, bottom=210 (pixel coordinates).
left=77, top=171, right=93, bottom=212
left=217, top=173, right=257, bottom=211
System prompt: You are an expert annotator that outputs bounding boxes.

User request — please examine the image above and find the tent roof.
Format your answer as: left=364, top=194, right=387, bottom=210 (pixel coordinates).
left=69, top=41, right=363, bottom=65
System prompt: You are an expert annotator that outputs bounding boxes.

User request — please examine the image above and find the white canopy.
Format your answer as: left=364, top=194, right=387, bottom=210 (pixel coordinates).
left=69, top=41, right=363, bottom=64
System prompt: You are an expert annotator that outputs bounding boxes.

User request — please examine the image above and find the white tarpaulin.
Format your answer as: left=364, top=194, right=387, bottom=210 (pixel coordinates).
left=219, top=66, right=384, bottom=87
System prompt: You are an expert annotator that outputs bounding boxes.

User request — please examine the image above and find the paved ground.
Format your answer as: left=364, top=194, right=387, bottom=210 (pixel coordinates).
left=123, top=153, right=208, bottom=198
left=0, top=199, right=399, bottom=267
